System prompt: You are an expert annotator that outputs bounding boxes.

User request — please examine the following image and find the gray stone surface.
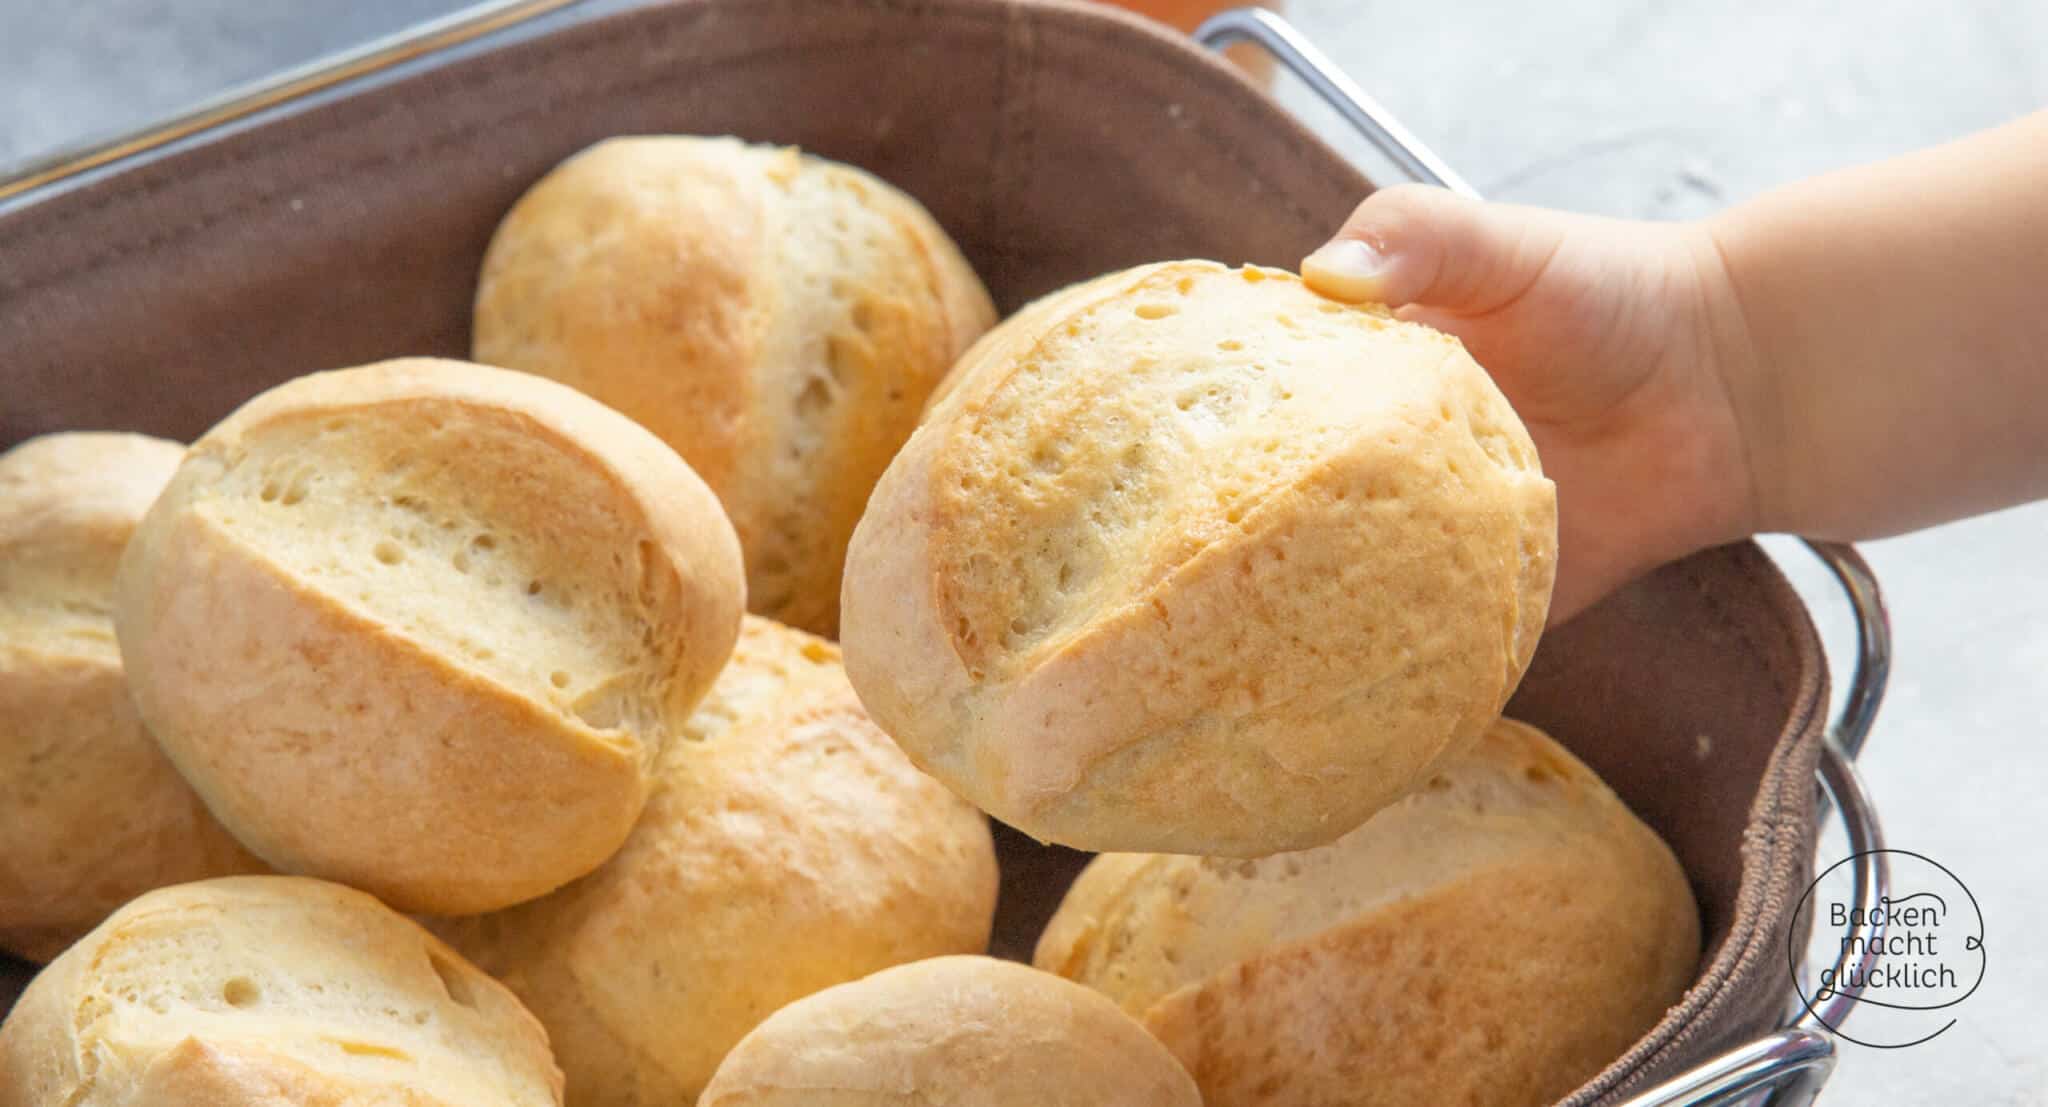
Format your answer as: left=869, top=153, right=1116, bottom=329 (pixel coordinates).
left=2, top=1, right=2042, bottom=1101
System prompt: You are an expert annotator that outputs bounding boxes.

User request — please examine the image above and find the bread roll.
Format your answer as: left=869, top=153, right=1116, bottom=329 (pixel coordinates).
left=1035, top=718, right=1700, bottom=1107
left=434, top=616, right=997, bottom=1106
left=113, top=359, right=744, bottom=915
left=698, top=956, right=1201, bottom=1107
left=473, top=135, right=997, bottom=636
left=0, top=433, right=264, bottom=962
left=0, top=876, right=562, bottom=1106
left=842, top=260, right=1557, bottom=856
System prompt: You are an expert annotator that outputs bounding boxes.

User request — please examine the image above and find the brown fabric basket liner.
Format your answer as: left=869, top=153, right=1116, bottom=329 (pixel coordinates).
left=0, top=1, right=1828, bottom=1102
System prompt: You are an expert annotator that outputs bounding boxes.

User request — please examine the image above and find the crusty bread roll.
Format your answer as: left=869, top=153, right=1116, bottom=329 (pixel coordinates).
left=113, top=358, right=744, bottom=915
left=473, top=135, right=997, bottom=636
left=1035, top=718, right=1700, bottom=1107
left=842, top=260, right=1557, bottom=856
left=0, top=876, right=562, bottom=1106
left=697, top=955, right=1202, bottom=1107
left=0, top=433, right=265, bottom=962
left=435, top=616, right=998, bottom=1106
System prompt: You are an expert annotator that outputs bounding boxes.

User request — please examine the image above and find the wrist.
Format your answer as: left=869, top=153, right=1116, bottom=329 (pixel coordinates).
left=1687, top=215, right=1782, bottom=544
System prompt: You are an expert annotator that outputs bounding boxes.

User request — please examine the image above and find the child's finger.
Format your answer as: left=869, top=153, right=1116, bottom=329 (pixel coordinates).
left=1301, top=184, right=1559, bottom=314
left=1392, top=303, right=1515, bottom=403
left=1389, top=303, right=1480, bottom=347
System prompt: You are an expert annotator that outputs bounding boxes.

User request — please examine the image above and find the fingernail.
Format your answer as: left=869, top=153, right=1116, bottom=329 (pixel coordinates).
left=1301, top=238, right=1388, bottom=303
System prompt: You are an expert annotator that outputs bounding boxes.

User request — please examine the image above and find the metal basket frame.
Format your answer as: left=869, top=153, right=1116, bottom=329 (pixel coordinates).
left=0, top=5, right=1893, bottom=1104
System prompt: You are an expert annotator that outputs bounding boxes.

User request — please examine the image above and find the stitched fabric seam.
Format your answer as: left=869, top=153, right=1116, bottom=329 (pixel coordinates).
left=1578, top=546, right=1825, bottom=1103
left=2, top=0, right=1348, bottom=296
left=0, top=0, right=974, bottom=251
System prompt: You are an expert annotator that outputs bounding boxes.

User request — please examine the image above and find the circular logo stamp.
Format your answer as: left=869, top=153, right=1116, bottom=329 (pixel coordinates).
left=1789, top=849, right=1985, bottom=1048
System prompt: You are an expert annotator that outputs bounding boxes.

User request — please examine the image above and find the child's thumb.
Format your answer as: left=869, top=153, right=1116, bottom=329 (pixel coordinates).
left=1301, top=184, right=1552, bottom=313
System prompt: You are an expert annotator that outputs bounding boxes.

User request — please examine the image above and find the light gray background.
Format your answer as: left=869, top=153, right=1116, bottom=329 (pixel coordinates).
left=3, top=2, right=2042, bottom=1102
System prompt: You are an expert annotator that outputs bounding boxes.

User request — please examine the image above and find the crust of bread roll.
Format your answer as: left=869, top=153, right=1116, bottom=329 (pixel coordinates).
left=113, top=358, right=744, bottom=915
left=473, top=135, right=997, bottom=636
left=0, top=876, right=563, bottom=1106
left=842, top=260, right=1557, bottom=856
left=1034, top=718, right=1701, bottom=1107
left=0, top=433, right=266, bottom=962
left=697, top=955, right=1201, bottom=1107
left=434, top=616, right=998, bottom=1106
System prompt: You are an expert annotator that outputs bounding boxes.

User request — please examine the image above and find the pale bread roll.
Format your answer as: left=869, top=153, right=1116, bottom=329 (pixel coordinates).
left=473, top=135, right=997, bottom=636
left=113, top=358, right=744, bottom=915
left=0, top=876, right=562, bottom=1106
left=697, top=956, right=1202, bottom=1107
left=0, top=433, right=265, bottom=962
left=843, top=261, right=1558, bottom=856
left=1035, top=718, right=1701, bottom=1107
left=435, top=616, right=998, bottom=1106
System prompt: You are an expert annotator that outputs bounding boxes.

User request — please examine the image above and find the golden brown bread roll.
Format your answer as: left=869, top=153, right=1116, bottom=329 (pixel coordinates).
left=0, top=876, right=563, bottom=1106
left=473, top=135, right=997, bottom=636
left=113, top=358, right=744, bottom=915
left=434, top=616, right=999, bottom=1106
left=0, top=433, right=265, bottom=962
left=1035, top=718, right=1701, bottom=1107
left=697, top=955, right=1202, bottom=1107
left=842, top=260, right=1557, bottom=857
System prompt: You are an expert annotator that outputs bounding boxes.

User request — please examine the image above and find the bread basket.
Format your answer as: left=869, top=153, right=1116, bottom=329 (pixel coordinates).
left=0, top=2, right=1890, bottom=1103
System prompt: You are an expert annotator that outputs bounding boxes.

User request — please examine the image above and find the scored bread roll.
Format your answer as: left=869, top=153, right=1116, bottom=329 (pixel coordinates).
left=473, top=135, right=997, bottom=636
left=0, top=433, right=265, bottom=963
left=1035, top=718, right=1701, bottom=1107
left=113, top=358, right=745, bottom=915
left=697, top=955, right=1202, bottom=1107
left=0, top=876, right=562, bottom=1106
left=842, top=260, right=1557, bottom=856
left=434, top=616, right=999, bottom=1106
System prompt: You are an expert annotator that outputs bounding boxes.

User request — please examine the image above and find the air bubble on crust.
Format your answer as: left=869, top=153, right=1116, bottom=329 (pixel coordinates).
left=221, top=977, right=260, bottom=1008
left=796, top=375, right=832, bottom=419
left=426, top=949, right=477, bottom=1010
left=633, top=539, right=673, bottom=610
left=1472, top=420, right=1527, bottom=471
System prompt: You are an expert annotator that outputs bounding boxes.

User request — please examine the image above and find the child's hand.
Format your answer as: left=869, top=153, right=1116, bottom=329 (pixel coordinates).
left=1306, top=113, right=2048, bottom=623
left=1302, top=185, right=1762, bottom=624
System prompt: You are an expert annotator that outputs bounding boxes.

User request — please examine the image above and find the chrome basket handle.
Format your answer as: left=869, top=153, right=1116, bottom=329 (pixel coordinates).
left=0, top=0, right=587, bottom=208
left=1195, top=11, right=1894, bottom=1104
left=1196, top=8, right=1479, bottom=200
